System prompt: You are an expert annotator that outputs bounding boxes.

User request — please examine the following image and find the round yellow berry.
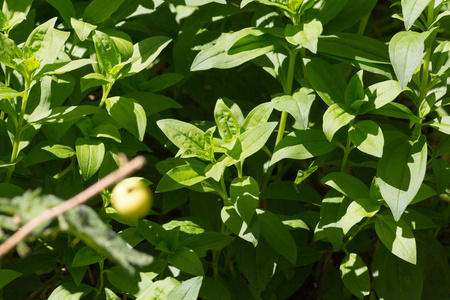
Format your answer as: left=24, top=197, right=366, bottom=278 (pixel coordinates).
left=110, top=177, right=153, bottom=219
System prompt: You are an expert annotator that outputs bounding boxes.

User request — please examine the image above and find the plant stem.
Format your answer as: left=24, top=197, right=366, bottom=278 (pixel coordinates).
left=413, top=1, right=434, bottom=139
left=357, top=14, right=370, bottom=35
left=99, top=83, right=113, bottom=108
left=340, top=120, right=354, bottom=173
left=5, top=84, right=31, bottom=182
left=95, top=260, right=105, bottom=298
left=53, top=158, right=76, bottom=180
left=261, top=49, right=298, bottom=191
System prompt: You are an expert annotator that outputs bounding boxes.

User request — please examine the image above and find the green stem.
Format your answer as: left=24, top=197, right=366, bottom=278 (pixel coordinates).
left=261, top=50, right=298, bottom=191
left=53, top=158, right=76, bottom=179
left=5, top=84, right=31, bottom=182
left=357, top=14, right=370, bottom=35
left=340, top=121, right=354, bottom=173
left=95, top=260, right=105, bottom=298
left=413, top=2, right=434, bottom=139
left=99, top=83, right=113, bottom=108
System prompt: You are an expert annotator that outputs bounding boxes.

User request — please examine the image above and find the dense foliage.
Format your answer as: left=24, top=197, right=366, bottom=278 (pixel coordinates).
left=0, top=0, right=449, bottom=299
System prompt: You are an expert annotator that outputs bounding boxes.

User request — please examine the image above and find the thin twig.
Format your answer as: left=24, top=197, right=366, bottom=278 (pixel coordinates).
left=0, top=155, right=147, bottom=258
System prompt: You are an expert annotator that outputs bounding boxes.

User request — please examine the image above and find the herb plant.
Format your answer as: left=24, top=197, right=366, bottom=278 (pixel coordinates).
left=0, top=0, right=449, bottom=299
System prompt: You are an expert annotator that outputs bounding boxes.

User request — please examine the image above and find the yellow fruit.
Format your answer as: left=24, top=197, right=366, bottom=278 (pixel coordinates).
left=110, top=177, right=153, bottom=219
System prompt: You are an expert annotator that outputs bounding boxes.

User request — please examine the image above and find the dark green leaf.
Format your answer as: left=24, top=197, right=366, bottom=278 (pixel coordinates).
left=170, top=247, right=205, bottom=276
left=340, top=253, right=370, bottom=299
left=257, top=209, right=297, bottom=264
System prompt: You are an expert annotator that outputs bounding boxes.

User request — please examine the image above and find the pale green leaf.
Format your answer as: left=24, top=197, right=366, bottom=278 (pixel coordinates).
left=377, top=135, right=428, bottom=221
left=375, top=214, right=417, bottom=264
left=75, top=138, right=105, bottom=180
left=323, top=103, right=355, bottom=141
left=349, top=120, right=384, bottom=158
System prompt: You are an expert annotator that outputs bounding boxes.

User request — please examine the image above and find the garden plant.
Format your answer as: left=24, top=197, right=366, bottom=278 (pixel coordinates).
left=0, top=0, right=449, bottom=299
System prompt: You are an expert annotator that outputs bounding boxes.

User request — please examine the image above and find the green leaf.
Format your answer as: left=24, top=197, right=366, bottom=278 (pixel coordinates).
left=377, top=135, right=428, bottom=221
left=375, top=213, right=417, bottom=264
left=157, top=162, right=207, bottom=193
left=304, top=58, right=347, bottom=106
left=221, top=205, right=259, bottom=246
left=321, top=172, right=370, bottom=200
left=75, top=138, right=105, bottom=181
left=285, top=19, right=323, bottom=53
left=128, top=36, right=172, bottom=75
left=48, top=282, right=95, bottom=300
left=270, top=129, right=336, bottom=165
left=315, top=190, right=349, bottom=250
left=340, top=253, right=370, bottom=299
left=46, top=0, right=76, bottom=26
left=191, top=28, right=282, bottom=71
left=326, top=0, right=378, bottom=33
left=214, top=98, right=240, bottom=142
left=323, top=103, right=355, bottom=141
left=170, top=247, right=205, bottom=276
left=431, top=41, right=450, bottom=75
left=105, top=288, right=121, bottom=300
left=257, top=209, right=297, bottom=264
left=36, top=59, right=95, bottom=77
left=345, top=70, right=365, bottom=107
left=72, top=246, right=104, bottom=267
left=230, top=176, right=259, bottom=226
left=105, top=96, right=147, bottom=141
left=372, top=245, right=423, bottom=300
left=317, top=33, right=392, bottom=77
left=0, top=32, right=23, bottom=69
left=368, top=102, right=416, bottom=120
left=389, top=31, right=428, bottom=89
left=25, top=18, right=70, bottom=66
left=273, top=88, right=316, bottom=130
left=71, top=18, right=96, bottom=42
left=140, top=73, right=184, bottom=93
left=0, top=183, right=24, bottom=198
left=157, top=119, right=207, bottom=158
left=105, top=266, right=155, bottom=297
left=93, top=30, right=121, bottom=74
left=136, top=277, right=180, bottom=300
left=432, top=159, right=450, bottom=195
left=90, top=123, right=121, bottom=142
left=349, top=120, right=384, bottom=157
left=80, top=73, right=113, bottom=92
left=167, top=276, right=203, bottom=300
left=242, top=102, right=274, bottom=130
left=25, top=142, right=75, bottom=167
left=235, top=238, right=277, bottom=295
left=429, top=116, right=450, bottom=134
left=341, top=198, right=380, bottom=234
left=0, top=83, right=21, bottom=99
left=401, top=0, right=432, bottom=30
left=0, top=269, right=21, bottom=289
left=125, top=92, right=182, bottom=116
left=363, top=80, right=403, bottom=111
left=83, top=0, right=126, bottom=24
left=29, top=105, right=101, bottom=124
left=182, top=233, right=233, bottom=258
left=228, top=122, right=277, bottom=164
left=2, top=0, right=33, bottom=31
